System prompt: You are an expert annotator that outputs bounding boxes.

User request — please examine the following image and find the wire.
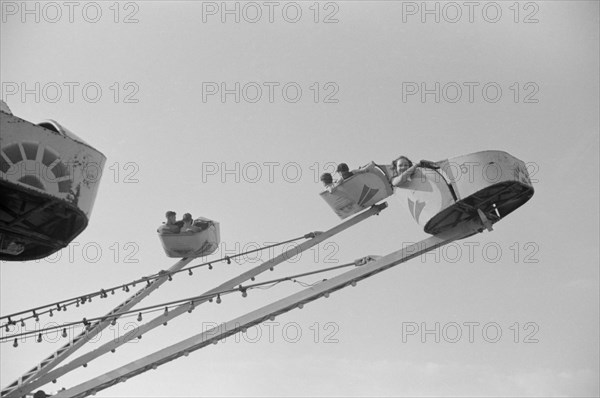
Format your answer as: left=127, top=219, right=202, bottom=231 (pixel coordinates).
left=0, top=233, right=313, bottom=327
left=1, top=260, right=356, bottom=343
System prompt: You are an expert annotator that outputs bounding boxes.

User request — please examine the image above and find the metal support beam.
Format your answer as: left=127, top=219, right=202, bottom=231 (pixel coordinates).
left=8, top=203, right=388, bottom=397
left=1, top=258, right=195, bottom=398
left=54, top=217, right=482, bottom=398
left=477, top=209, right=493, bottom=232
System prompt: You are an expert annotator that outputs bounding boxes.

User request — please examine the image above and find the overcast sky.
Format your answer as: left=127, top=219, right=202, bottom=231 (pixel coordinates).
left=1, top=1, right=599, bottom=397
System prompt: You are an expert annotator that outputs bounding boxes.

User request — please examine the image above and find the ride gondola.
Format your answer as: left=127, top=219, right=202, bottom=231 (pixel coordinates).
left=157, top=217, right=221, bottom=258
left=0, top=101, right=106, bottom=261
left=320, top=150, right=534, bottom=234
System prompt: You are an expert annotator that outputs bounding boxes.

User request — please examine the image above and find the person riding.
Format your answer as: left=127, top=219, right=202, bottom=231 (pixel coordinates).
left=320, top=172, right=336, bottom=192
left=353, top=156, right=440, bottom=187
left=180, top=213, right=194, bottom=232
left=390, top=156, right=418, bottom=187
left=157, top=211, right=183, bottom=234
left=335, top=163, right=354, bottom=182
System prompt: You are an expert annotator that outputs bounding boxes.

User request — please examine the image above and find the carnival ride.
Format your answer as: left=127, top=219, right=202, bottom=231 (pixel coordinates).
left=0, top=104, right=534, bottom=398
left=157, top=218, right=221, bottom=258
left=321, top=151, right=533, bottom=235
left=0, top=101, right=106, bottom=262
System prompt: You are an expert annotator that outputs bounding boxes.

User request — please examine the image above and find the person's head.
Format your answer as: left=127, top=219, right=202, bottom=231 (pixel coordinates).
left=336, top=163, right=350, bottom=173
left=320, top=173, right=333, bottom=186
left=165, top=211, right=176, bottom=223
left=183, top=213, right=193, bottom=221
left=394, top=156, right=413, bottom=174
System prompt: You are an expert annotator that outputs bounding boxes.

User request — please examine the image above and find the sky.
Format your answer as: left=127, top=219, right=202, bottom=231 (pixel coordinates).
left=0, top=1, right=599, bottom=397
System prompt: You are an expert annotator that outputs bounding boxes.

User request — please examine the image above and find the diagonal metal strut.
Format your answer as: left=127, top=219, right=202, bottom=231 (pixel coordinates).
left=6, top=203, right=388, bottom=397
left=54, top=218, right=483, bottom=398
left=1, top=258, right=195, bottom=398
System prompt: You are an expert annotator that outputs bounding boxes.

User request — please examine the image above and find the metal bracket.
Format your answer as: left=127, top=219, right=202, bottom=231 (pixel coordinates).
left=477, top=208, right=493, bottom=232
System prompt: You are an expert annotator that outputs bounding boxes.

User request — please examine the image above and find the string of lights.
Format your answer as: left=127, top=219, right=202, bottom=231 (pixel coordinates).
left=1, top=261, right=356, bottom=345
left=0, top=233, right=315, bottom=329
